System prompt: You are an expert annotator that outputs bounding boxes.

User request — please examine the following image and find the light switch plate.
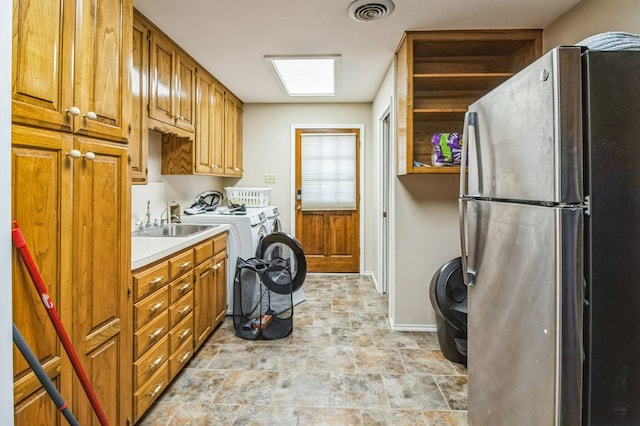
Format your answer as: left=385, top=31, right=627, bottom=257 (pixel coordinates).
left=264, top=173, right=277, bottom=183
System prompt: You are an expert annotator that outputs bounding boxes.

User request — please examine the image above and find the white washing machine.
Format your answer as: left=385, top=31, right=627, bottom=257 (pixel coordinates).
left=265, top=206, right=281, bottom=233
left=182, top=206, right=269, bottom=314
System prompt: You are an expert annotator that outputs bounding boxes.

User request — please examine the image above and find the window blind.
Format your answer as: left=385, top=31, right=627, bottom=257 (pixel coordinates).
left=301, top=133, right=356, bottom=210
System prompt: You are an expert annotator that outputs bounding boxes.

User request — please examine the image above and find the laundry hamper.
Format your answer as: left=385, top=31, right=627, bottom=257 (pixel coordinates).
left=232, top=257, right=293, bottom=340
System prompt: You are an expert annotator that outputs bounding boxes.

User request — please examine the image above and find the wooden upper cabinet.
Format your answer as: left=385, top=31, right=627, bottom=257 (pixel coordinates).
left=395, top=30, right=542, bottom=175
left=224, top=94, right=243, bottom=176
left=130, top=14, right=150, bottom=184
left=175, top=55, right=197, bottom=132
left=149, top=26, right=196, bottom=134
left=149, top=29, right=178, bottom=128
left=12, top=0, right=132, bottom=143
left=195, top=71, right=225, bottom=175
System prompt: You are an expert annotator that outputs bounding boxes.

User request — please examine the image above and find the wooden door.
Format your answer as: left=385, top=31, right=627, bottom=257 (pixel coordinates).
left=11, top=0, right=74, bottom=133
left=294, top=128, right=360, bottom=273
left=194, top=258, right=214, bottom=350
left=72, top=137, right=131, bottom=424
left=130, top=14, right=150, bottom=183
left=73, top=0, right=132, bottom=142
left=149, top=30, right=177, bottom=127
left=213, top=251, right=227, bottom=325
left=224, top=94, right=242, bottom=176
left=11, top=125, right=73, bottom=426
left=174, top=54, right=196, bottom=132
left=211, top=84, right=226, bottom=175
left=195, top=71, right=214, bottom=174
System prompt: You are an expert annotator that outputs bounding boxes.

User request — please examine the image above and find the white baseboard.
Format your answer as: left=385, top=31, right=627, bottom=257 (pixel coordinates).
left=388, top=320, right=437, bottom=333
left=363, top=271, right=383, bottom=294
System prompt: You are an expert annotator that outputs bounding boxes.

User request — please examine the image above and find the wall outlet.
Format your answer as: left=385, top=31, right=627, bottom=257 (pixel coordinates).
left=264, top=173, right=277, bottom=183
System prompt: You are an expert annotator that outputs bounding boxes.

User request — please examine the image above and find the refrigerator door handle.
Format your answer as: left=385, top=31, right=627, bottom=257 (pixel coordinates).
left=458, top=198, right=475, bottom=286
left=459, top=112, right=471, bottom=198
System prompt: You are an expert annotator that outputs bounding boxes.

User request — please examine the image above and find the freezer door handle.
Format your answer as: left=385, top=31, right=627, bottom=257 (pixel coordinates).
left=459, top=111, right=477, bottom=198
left=459, top=198, right=475, bottom=286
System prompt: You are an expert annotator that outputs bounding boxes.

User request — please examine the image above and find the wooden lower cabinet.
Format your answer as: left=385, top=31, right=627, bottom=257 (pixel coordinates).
left=11, top=124, right=131, bottom=425
left=132, top=232, right=227, bottom=422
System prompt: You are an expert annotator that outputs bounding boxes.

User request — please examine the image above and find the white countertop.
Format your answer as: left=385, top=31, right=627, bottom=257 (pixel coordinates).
left=131, top=224, right=230, bottom=270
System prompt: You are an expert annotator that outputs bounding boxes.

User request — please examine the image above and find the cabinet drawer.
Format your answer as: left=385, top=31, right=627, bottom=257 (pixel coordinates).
left=135, top=310, right=169, bottom=359
left=134, top=362, right=169, bottom=422
left=213, top=234, right=227, bottom=255
left=169, top=291, right=194, bottom=328
left=169, top=250, right=194, bottom=280
left=133, top=262, right=169, bottom=301
left=170, top=312, right=193, bottom=353
left=194, top=240, right=213, bottom=265
left=134, top=287, right=169, bottom=330
left=169, top=274, right=193, bottom=304
left=134, top=335, right=169, bottom=390
left=170, top=338, right=193, bottom=379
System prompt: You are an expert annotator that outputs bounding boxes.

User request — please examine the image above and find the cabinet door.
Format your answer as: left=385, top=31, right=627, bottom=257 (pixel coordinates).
left=174, top=55, right=196, bottom=132
left=194, top=258, right=213, bottom=350
left=71, top=137, right=131, bottom=425
left=194, top=72, right=214, bottom=174
left=149, top=30, right=177, bottom=127
left=11, top=0, right=74, bottom=133
left=73, top=0, right=132, bottom=142
left=213, top=251, right=227, bottom=326
left=224, top=95, right=243, bottom=176
left=211, top=85, right=226, bottom=175
left=12, top=125, right=73, bottom=426
left=130, top=15, right=150, bottom=183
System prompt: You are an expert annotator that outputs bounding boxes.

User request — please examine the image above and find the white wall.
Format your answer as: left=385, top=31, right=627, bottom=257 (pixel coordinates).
left=238, top=103, right=372, bottom=234
left=1, top=0, right=14, bottom=419
left=543, top=0, right=640, bottom=51
left=131, top=131, right=227, bottom=231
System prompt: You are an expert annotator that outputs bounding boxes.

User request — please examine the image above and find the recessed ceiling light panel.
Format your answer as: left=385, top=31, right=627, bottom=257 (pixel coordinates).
left=265, top=55, right=340, bottom=97
left=348, top=0, right=395, bottom=23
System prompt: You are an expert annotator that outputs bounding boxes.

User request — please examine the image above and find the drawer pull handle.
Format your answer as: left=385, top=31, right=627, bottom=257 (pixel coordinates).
left=178, top=282, right=191, bottom=292
left=179, top=328, right=191, bottom=341
left=149, top=327, right=164, bottom=341
left=149, top=355, right=164, bottom=371
left=149, top=382, right=164, bottom=398
left=179, top=352, right=191, bottom=364
left=179, top=261, right=191, bottom=269
left=149, top=302, right=164, bottom=314
left=149, top=276, right=164, bottom=286
left=179, top=305, right=191, bottom=316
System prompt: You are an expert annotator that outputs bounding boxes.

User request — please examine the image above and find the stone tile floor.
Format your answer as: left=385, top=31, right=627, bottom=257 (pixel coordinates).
left=138, top=274, right=468, bottom=425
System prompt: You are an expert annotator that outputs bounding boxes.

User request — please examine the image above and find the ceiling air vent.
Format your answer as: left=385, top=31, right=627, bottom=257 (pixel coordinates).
left=348, top=0, right=395, bottom=23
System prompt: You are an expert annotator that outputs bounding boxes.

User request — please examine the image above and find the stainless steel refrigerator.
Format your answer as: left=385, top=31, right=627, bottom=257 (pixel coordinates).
left=459, top=46, right=640, bottom=425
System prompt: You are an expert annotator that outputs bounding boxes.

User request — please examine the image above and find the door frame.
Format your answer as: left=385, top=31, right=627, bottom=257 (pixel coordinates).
left=379, top=106, right=391, bottom=294
left=290, top=124, right=365, bottom=272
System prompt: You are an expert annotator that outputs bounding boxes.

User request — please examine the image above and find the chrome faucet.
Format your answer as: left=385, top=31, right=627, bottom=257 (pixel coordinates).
left=145, top=201, right=152, bottom=228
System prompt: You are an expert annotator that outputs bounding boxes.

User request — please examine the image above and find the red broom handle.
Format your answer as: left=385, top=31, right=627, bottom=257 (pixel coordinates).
left=11, top=221, right=110, bottom=426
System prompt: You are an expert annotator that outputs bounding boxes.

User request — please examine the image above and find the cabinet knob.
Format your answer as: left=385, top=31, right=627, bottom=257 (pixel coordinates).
left=66, top=149, right=82, bottom=159
left=66, top=106, right=81, bottom=116
left=84, top=152, right=96, bottom=161
left=84, top=111, right=97, bottom=120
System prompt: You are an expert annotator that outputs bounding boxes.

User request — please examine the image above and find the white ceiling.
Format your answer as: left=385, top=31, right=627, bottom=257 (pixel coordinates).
left=133, top=0, right=581, bottom=104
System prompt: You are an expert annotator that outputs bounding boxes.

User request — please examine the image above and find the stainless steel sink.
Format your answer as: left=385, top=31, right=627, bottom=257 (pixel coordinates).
left=134, top=224, right=217, bottom=237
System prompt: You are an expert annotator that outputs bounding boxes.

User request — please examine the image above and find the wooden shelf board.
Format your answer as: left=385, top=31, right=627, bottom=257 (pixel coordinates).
left=410, top=166, right=465, bottom=174
left=414, top=108, right=467, bottom=114
left=414, top=72, right=513, bottom=79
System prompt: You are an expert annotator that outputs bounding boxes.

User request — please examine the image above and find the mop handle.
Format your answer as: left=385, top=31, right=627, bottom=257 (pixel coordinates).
left=11, top=221, right=110, bottom=426
left=13, top=323, right=79, bottom=426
